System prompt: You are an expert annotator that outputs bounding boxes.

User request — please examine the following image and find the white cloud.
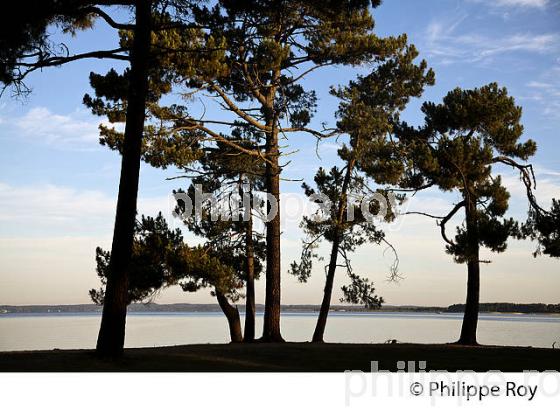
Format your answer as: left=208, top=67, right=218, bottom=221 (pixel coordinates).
left=0, top=107, right=121, bottom=150
left=527, top=80, right=554, bottom=88
left=500, top=167, right=560, bottom=207
left=534, top=165, right=560, bottom=178
left=470, top=0, right=549, bottom=8
left=422, top=15, right=560, bottom=65
left=476, top=33, right=558, bottom=57
left=15, top=107, right=100, bottom=145
left=0, top=182, right=113, bottom=229
left=0, top=182, right=172, bottom=237
left=474, top=165, right=560, bottom=224
left=522, top=67, right=560, bottom=121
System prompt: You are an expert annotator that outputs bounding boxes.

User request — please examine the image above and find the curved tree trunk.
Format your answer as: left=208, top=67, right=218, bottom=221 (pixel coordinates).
left=312, top=159, right=355, bottom=343
left=312, top=235, right=341, bottom=342
left=95, top=0, right=152, bottom=357
left=262, top=88, right=284, bottom=342
left=457, top=196, right=480, bottom=345
left=244, top=195, right=256, bottom=342
left=216, top=291, right=243, bottom=343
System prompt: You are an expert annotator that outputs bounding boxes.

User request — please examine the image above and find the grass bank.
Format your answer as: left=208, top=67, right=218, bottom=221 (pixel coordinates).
left=0, top=343, right=558, bottom=372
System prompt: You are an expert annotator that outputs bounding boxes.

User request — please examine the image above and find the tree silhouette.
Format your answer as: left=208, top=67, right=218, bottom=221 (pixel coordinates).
left=0, top=0, right=205, bottom=357
left=94, top=0, right=415, bottom=341
left=96, top=73, right=268, bottom=340
left=1, top=1, right=133, bottom=95
left=395, top=83, right=539, bottom=345
left=521, top=199, right=560, bottom=258
left=174, top=135, right=267, bottom=342
left=91, top=213, right=247, bottom=343
left=290, top=43, right=434, bottom=342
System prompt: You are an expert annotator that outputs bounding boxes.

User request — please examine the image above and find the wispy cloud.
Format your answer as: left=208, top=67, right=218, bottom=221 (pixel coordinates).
left=423, top=15, right=560, bottom=65
left=469, top=0, right=549, bottom=8
left=521, top=66, right=560, bottom=122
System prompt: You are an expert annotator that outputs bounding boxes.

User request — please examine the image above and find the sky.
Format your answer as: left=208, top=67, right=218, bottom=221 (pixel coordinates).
left=0, top=0, right=559, bottom=307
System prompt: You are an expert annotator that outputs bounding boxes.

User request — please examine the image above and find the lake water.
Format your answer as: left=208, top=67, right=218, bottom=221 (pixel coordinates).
left=0, top=312, right=559, bottom=351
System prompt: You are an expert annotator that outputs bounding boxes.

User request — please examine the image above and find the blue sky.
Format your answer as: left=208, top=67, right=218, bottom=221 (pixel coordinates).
left=1, top=0, right=559, bottom=306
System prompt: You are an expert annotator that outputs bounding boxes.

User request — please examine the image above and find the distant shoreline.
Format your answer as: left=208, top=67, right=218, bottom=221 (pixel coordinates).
left=1, top=302, right=559, bottom=315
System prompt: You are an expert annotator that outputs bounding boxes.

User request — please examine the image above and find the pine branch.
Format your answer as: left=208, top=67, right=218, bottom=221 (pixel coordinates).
left=492, top=156, right=548, bottom=216
left=82, top=6, right=135, bottom=30
left=208, top=82, right=268, bottom=131
left=438, top=200, right=466, bottom=247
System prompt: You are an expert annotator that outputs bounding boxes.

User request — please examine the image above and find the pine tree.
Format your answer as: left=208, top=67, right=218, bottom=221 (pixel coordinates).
left=173, top=134, right=267, bottom=342
left=0, top=0, right=207, bottom=356
left=1, top=0, right=130, bottom=94
left=394, top=83, right=539, bottom=345
left=91, top=213, right=249, bottom=343
left=290, top=44, right=434, bottom=342
left=129, top=0, right=427, bottom=341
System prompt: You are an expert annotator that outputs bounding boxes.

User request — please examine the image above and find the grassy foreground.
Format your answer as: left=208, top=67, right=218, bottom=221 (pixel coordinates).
left=0, top=343, right=558, bottom=372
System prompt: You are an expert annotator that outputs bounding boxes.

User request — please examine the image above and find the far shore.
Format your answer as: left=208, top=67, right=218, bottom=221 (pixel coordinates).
left=2, top=310, right=560, bottom=316
left=0, top=343, right=559, bottom=372
left=2, top=302, right=560, bottom=315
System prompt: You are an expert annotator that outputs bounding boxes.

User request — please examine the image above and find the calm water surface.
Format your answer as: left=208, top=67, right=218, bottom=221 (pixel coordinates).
left=0, top=312, right=559, bottom=351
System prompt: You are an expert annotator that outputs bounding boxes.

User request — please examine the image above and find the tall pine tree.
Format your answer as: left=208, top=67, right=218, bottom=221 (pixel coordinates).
left=394, top=83, right=539, bottom=345
left=0, top=0, right=206, bottom=356
left=130, top=0, right=424, bottom=341
left=290, top=43, right=434, bottom=342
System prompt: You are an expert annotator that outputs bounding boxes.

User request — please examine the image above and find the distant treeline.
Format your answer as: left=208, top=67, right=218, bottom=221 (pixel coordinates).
left=1, top=303, right=559, bottom=314
left=0, top=303, right=329, bottom=314
left=447, top=303, right=560, bottom=314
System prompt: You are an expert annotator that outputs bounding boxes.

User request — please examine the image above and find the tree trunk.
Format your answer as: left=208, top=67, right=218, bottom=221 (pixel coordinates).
left=261, top=91, right=284, bottom=342
left=216, top=291, right=243, bottom=343
left=457, top=196, right=480, bottom=345
left=312, top=159, right=355, bottom=343
left=244, top=189, right=256, bottom=342
left=312, top=234, right=341, bottom=343
left=95, top=0, right=152, bottom=357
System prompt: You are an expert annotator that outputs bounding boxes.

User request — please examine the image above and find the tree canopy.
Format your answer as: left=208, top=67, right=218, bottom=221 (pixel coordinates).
left=390, top=83, right=539, bottom=344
